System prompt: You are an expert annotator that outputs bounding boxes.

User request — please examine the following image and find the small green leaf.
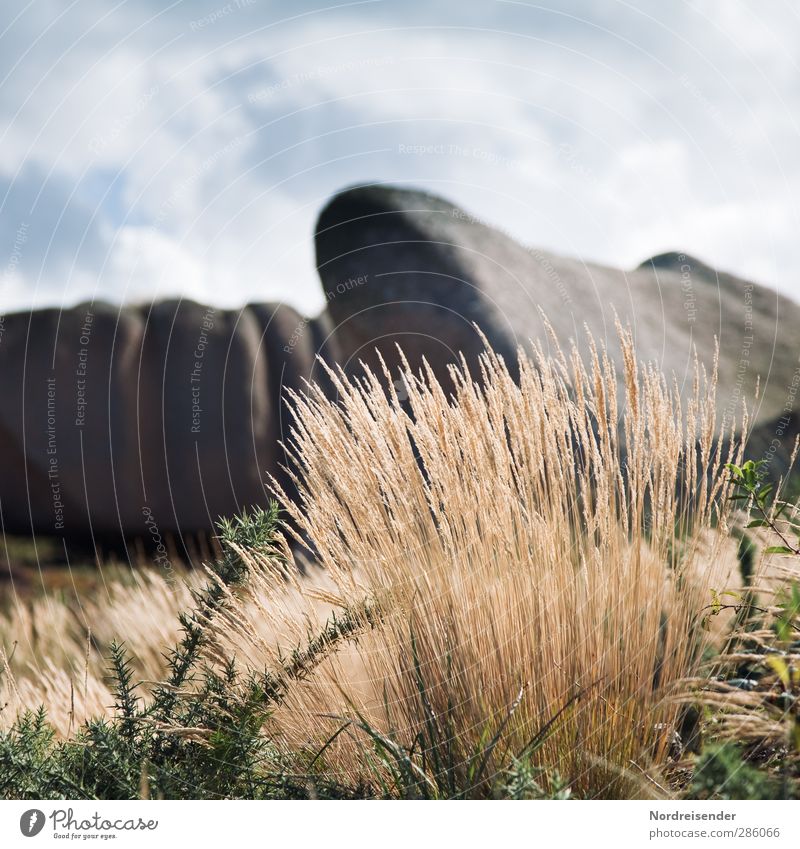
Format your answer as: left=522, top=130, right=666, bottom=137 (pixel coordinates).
left=766, top=656, right=790, bottom=688
left=777, top=619, right=794, bottom=642
left=765, top=546, right=795, bottom=556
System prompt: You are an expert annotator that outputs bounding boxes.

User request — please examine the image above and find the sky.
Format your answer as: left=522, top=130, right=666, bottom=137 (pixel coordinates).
left=1, top=0, right=799, bottom=316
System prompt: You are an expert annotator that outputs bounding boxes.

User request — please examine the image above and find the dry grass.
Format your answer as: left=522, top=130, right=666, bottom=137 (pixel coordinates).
left=0, top=569, right=195, bottom=736
left=1, top=325, right=751, bottom=797
left=208, top=324, right=740, bottom=796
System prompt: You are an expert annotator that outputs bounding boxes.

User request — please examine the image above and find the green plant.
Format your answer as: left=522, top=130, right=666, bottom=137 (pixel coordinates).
left=688, top=743, right=779, bottom=800
left=686, top=457, right=800, bottom=800
left=3, top=507, right=282, bottom=799
left=727, top=459, right=800, bottom=557
left=701, top=460, right=800, bottom=641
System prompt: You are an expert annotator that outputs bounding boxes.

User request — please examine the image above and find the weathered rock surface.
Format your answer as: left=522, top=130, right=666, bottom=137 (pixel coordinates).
left=317, top=185, right=800, bottom=469
left=0, top=300, right=338, bottom=545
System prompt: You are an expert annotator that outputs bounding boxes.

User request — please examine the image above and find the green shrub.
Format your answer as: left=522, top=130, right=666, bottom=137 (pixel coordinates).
left=688, top=744, right=779, bottom=801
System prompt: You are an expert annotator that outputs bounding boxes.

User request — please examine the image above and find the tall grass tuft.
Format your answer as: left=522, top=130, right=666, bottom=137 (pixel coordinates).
left=207, top=324, right=742, bottom=798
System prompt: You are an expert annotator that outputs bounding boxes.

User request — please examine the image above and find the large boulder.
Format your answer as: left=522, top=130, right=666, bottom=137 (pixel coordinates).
left=0, top=299, right=338, bottom=547
left=317, top=185, right=800, bottom=471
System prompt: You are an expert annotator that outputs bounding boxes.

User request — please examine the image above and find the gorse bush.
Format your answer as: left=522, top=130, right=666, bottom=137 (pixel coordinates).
left=1, top=506, right=287, bottom=799
left=2, top=326, right=782, bottom=799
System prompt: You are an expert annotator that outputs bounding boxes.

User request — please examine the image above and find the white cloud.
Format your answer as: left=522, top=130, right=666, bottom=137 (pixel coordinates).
left=101, top=226, right=208, bottom=304
left=1, top=0, right=799, bottom=318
